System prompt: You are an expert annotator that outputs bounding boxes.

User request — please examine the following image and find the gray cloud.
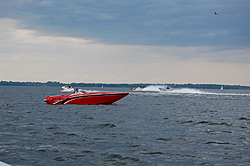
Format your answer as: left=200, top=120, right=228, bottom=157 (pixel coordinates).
left=0, top=17, right=249, bottom=84
left=1, top=0, right=249, bottom=48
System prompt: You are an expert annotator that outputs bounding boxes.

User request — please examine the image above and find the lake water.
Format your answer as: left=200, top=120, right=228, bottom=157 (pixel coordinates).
left=0, top=86, right=249, bottom=166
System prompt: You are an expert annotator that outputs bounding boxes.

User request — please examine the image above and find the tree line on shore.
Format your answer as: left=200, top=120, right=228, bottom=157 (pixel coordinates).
left=1, top=81, right=250, bottom=89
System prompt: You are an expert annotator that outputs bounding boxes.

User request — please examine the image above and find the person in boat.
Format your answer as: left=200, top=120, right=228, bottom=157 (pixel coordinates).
left=74, top=88, right=85, bottom=94
left=74, top=88, right=82, bottom=94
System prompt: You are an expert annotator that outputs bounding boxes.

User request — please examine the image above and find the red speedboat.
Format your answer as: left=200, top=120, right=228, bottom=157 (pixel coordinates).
left=44, top=92, right=129, bottom=105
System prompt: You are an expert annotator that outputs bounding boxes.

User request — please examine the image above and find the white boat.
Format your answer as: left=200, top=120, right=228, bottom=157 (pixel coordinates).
left=130, top=87, right=143, bottom=91
left=220, top=86, right=223, bottom=90
left=130, top=85, right=172, bottom=92
left=158, top=87, right=173, bottom=91
left=61, top=86, right=74, bottom=93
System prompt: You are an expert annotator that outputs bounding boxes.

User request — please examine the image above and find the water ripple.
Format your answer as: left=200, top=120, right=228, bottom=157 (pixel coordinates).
left=0, top=87, right=249, bottom=166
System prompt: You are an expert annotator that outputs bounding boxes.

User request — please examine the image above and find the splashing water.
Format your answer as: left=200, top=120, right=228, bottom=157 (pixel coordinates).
left=161, top=88, right=250, bottom=96
left=140, top=85, right=209, bottom=94
left=169, top=88, right=211, bottom=94
left=142, top=85, right=168, bottom=91
left=135, top=85, right=250, bottom=96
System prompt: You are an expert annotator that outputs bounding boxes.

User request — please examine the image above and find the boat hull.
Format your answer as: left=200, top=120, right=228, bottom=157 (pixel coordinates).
left=61, top=86, right=74, bottom=93
left=44, top=92, right=129, bottom=105
left=61, top=89, right=74, bottom=93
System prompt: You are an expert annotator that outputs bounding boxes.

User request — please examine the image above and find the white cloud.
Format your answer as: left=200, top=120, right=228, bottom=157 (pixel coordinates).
left=0, top=18, right=250, bottom=85
left=39, top=1, right=52, bottom=6
left=200, top=30, right=231, bottom=38
left=17, top=0, right=32, bottom=4
left=200, top=33, right=216, bottom=37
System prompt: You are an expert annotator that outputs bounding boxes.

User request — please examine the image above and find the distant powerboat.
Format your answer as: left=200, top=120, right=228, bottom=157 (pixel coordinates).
left=158, top=87, right=173, bottom=91
left=130, top=87, right=143, bottom=91
left=61, top=86, right=74, bottom=93
left=130, top=85, right=172, bottom=92
left=44, top=91, right=129, bottom=105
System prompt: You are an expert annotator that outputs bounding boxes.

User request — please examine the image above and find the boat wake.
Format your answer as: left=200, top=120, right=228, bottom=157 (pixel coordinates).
left=131, top=85, right=172, bottom=92
left=168, top=88, right=208, bottom=94
left=80, top=85, right=248, bottom=97
left=131, top=85, right=249, bottom=96
left=142, top=85, right=170, bottom=91
left=132, top=85, right=208, bottom=94
left=160, top=88, right=250, bottom=96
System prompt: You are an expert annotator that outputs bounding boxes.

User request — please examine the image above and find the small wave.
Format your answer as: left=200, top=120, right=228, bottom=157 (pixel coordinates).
left=196, top=121, right=232, bottom=126
left=140, top=151, right=165, bottom=155
left=87, top=123, right=117, bottom=129
left=179, top=120, right=195, bottom=124
left=58, top=142, right=81, bottom=146
left=53, top=156, right=66, bottom=161
left=52, top=132, right=79, bottom=137
left=238, top=117, right=250, bottom=121
left=104, top=153, right=142, bottom=165
left=204, top=141, right=231, bottom=145
left=36, top=146, right=59, bottom=153
left=155, top=138, right=174, bottom=141
left=99, top=123, right=117, bottom=128
left=82, top=150, right=94, bottom=153
left=53, top=155, right=86, bottom=161
left=46, top=125, right=60, bottom=130
left=205, top=130, right=232, bottom=135
left=140, top=151, right=196, bottom=158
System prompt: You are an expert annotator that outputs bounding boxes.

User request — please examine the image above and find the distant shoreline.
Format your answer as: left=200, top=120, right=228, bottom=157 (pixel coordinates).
left=0, top=81, right=250, bottom=89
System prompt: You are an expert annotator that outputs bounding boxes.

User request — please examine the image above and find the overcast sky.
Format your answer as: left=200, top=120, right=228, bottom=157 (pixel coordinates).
left=1, top=0, right=250, bottom=85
